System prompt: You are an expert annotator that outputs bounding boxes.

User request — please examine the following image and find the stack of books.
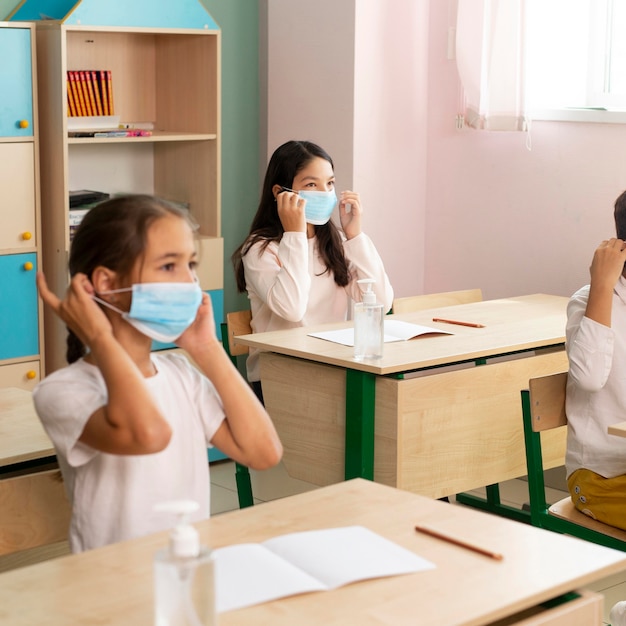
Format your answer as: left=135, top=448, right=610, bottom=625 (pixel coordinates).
left=69, top=190, right=110, bottom=240
left=67, top=70, right=114, bottom=117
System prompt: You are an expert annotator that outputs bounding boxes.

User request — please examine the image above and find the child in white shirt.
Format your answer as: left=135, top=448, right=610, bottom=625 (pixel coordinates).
left=34, top=194, right=282, bottom=552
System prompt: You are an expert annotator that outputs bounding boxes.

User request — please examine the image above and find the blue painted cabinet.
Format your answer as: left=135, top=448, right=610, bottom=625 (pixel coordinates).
left=0, top=23, right=42, bottom=390
left=0, top=253, right=39, bottom=360
left=0, top=26, right=34, bottom=138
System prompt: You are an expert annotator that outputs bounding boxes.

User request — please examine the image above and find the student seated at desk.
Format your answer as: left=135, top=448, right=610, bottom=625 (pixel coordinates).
left=565, top=189, right=626, bottom=533
left=232, top=140, right=394, bottom=402
left=33, top=195, right=282, bottom=553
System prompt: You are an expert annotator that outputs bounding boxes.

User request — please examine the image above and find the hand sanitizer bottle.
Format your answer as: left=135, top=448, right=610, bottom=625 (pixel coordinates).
left=153, top=500, right=216, bottom=626
left=354, top=278, right=384, bottom=361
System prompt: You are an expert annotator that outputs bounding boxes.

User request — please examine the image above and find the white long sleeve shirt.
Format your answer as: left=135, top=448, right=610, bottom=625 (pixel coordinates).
left=242, top=231, right=394, bottom=382
left=565, top=278, right=626, bottom=479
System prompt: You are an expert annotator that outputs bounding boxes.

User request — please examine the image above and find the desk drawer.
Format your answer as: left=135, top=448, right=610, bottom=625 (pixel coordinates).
left=0, top=468, right=71, bottom=556
left=0, top=360, right=40, bottom=389
left=490, top=589, right=602, bottom=625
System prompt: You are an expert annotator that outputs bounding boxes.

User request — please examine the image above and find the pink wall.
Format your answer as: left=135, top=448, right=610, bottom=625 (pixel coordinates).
left=263, top=0, right=428, bottom=299
left=263, top=1, right=623, bottom=302
left=425, top=1, right=626, bottom=300
left=353, top=1, right=429, bottom=298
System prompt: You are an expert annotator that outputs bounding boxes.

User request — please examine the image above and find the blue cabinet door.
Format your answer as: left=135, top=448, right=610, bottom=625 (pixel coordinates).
left=0, top=253, right=39, bottom=359
left=0, top=27, right=33, bottom=138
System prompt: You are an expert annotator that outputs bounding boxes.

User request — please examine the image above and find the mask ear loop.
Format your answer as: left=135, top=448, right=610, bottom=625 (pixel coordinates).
left=92, top=295, right=126, bottom=316
left=93, top=286, right=133, bottom=315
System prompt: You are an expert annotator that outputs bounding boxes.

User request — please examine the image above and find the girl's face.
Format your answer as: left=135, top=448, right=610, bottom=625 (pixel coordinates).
left=130, top=214, right=198, bottom=285
left=292, top=156, right=335, bottom=192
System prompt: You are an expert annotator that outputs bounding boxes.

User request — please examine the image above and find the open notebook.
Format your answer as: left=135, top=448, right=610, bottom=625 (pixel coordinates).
left=308, top=319, right=453, bottom=347
left=213, top=525, right=435, bottom=613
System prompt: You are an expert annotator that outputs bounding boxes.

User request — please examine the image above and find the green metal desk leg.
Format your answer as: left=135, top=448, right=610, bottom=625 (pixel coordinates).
left=235, top=462, right=254, bottom=509
left=344, top=369, right=377, bottom=480
left=456, top=484, right=531, bottom=523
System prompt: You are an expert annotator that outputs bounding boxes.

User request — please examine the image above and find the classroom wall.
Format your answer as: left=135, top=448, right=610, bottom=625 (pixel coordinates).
left=261, top=0, right=428, bottom=299
left=6, top=0, right=626, bottom=307
left=424, top=1, right=626, bottom=300
left=199, top=0, right=261, bottom=316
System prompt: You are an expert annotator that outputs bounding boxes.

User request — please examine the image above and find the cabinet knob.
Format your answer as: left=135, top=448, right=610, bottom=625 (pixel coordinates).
left=22, top=231, right=32, bottom=241
left=19, top=120, right=29, bottom=129
left=26, top=370, right=37, bottom=380
left=24, top=261, right=34, bottom=271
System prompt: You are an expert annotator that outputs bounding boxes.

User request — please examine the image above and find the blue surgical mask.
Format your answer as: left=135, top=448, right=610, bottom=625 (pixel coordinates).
left=95, top=282, right=203, bottom=343
left=298, top=189, right=337, bottom=225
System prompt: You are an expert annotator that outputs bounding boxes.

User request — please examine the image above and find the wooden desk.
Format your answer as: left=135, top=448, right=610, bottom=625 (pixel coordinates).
left=0, top=387, right=70, bottom=564
left=0, top=386, right=54, bottom=469
left=236, top=295, right=569, bottom=508
left=609, top=421, right=626, bottom=437
left=0, top=479, right=622, bottom=625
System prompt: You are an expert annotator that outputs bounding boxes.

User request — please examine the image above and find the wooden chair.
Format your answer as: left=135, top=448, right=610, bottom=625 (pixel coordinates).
left=391, top=288, right=483, bottom=314
left=0, top=467, right=72, bottom=572
left=521, top=371, right=626, bottom=551
left=220, top=310, right=255, bottom=509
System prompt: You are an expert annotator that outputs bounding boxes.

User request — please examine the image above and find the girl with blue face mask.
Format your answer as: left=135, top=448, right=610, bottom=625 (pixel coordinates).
left=33, top=195, right=282, bottom=553
left=232, top=140, right=394, bottom=401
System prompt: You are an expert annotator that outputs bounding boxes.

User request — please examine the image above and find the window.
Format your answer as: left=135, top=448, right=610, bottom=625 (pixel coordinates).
left=526, top=0, right=626, bottom=119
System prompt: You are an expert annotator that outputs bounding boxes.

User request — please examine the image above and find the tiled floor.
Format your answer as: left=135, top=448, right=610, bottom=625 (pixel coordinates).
left=210, top=460, right=626, bottom=625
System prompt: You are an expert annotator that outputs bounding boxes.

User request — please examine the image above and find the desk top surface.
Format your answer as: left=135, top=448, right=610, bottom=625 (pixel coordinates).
left=0, top=387, right=54, bottom=467
left=609, top=421, right=626, bottom=437
left=1, top=479, right=624, bottom=626
left=235, top=294, right=569, bottom=374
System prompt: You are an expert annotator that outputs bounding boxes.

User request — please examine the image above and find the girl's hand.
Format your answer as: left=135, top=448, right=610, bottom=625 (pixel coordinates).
left=175, top=292, right=219, bottom=353
left=277, top=189, right=306, bottom=233
left=36, top=271, right=113, bottom=347
left=590, top=238, right=626, bottom=289
left=339, top=190, right=362, bottom=240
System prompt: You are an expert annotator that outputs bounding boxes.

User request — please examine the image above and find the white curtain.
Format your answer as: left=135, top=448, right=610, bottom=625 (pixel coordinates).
left=456, top=0, right=526, bottom=131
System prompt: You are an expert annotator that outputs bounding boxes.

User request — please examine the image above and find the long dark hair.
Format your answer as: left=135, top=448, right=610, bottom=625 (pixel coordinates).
left=232, top=140, right=350, bottom=293
left=66, top=194, right=194, bottom=363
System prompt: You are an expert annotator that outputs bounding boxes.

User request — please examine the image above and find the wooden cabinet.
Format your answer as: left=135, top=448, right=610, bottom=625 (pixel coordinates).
left=0, top=22, right=43, bottom=390
left=34, top=22, right=222, bottom=372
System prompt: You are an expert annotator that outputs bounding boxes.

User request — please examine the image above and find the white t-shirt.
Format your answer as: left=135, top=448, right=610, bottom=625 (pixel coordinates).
left=243, top=231, right=394, bottom=381
left=33, top=352, right=226, bottom=552
left=565, top=278, right=626, bottom=479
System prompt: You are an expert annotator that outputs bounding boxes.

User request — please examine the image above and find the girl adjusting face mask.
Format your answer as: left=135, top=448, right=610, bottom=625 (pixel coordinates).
left=94, top=281, right=203, bottom=343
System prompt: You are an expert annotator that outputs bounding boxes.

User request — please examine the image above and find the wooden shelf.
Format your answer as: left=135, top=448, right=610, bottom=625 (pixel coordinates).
left=67, top=132, right=217, bottom=144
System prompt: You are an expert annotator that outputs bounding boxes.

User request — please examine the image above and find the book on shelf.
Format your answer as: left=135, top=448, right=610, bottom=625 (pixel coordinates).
left=78, top=71, right=93, bottom=116
left=66, top=74, right=77, bottom=117
left=66, top=70, right=114, bottom=117
left=68, top=71, right=87, bottom=116
left=213, top=525, right=434, bottom=613
left=90, top=70, right=103, bottom=116
left=308, top=319, right=453, bottom=347
left=106, top=70, right=114, bottom=115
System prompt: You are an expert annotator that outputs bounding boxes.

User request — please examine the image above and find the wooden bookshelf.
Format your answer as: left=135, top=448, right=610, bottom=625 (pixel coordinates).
left=33, top=22, right=222, bottom=372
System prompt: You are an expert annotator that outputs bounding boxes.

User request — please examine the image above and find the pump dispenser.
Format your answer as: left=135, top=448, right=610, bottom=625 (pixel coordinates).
left=354, top=278, right=384, bottom=360
left=153, top=500, right=216, bottom=626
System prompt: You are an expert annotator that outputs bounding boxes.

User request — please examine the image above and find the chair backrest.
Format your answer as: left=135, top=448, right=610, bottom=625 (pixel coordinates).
left=528, top=371, right=568, bottom=432
left=392, top=288, right=483, bottom=314
left=225, top=310, right=252, bottom=357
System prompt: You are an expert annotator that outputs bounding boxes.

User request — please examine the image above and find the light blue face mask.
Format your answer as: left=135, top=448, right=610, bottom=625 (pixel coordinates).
left=298, top=189, right=337, bottom=225
left=95, top=282, right=203, bottom=343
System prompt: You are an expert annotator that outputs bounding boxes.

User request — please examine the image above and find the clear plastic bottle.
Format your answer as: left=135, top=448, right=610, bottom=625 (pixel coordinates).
left=153, top=500, right=216, bottom=626
left=354, top=278, right=384, bottom=361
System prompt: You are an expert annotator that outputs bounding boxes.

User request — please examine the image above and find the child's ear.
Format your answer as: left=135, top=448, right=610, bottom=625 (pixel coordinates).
left=91, top=266, right=118, bottom=295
